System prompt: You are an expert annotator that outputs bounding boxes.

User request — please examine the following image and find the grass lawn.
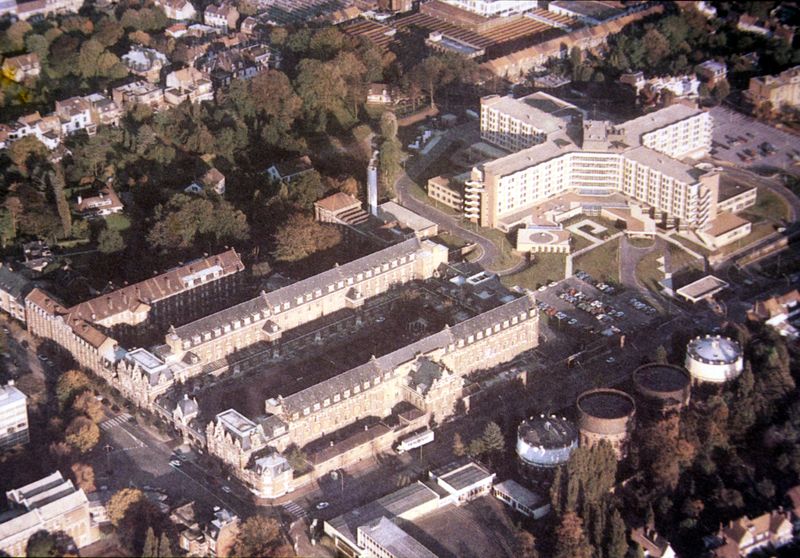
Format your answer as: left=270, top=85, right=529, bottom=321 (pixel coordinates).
left=573, top=237, right=620, bottom=283
left=571, top=233, right=593, bottom=252
left=473, top=225, right=522, bottom=270
left=500, top=253, right=566, bottom=290
left=742, top=188, right=790, bottom=223
left=670, top=234, right=713, bottom=257
left=434, top=232, right=468, bottom=250
left=635, top=243, right=703, bottom=292
left=105, top=213, right=131, bottom=232
left=717, top=221, right=777, bottom=257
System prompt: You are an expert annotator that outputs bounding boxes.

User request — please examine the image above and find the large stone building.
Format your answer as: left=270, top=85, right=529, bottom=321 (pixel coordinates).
left=454, top=93, right=753, bottom=248
left=0, top=472, right=97, bottom=556
left=25, top=250, right=244, bottom=366
left=203, top=289, right=537, bottom=498
left=747, top=65, right=800, bottom=112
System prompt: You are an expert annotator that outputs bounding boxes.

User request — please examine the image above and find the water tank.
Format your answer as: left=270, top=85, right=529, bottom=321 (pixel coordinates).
left=685, top=335, right=743, bottom=383
left=633, top=363, right=691, bottom=409
left=516, top=415, right=578, bottom=469
left=577, top=388, right=636, bottom=460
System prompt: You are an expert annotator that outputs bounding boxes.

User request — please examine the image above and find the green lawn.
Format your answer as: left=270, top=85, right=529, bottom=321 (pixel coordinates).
left=635, top=243, right=703, bottom=292
left=472, top=225, right=522, bottom=270
left=500, top=253, right=566, bottom=290
left=742, top=188, right=790, bottom=223
left=573, top=237, right=620, bottom=283
left=105, top=213, right=131, bottom=232
left=434, top=232, right=468, bottom=250
left=570, top=233, right=593, bottom=252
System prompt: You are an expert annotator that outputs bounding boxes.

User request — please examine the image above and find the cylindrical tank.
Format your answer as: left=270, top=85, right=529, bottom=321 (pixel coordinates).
left=685, top=335, right=743, bottom=383
left=516, top=415, right=579, bottom=469
left=633, top=363, right=691, bottom=410
left=577, top=388, right=636, bottom=460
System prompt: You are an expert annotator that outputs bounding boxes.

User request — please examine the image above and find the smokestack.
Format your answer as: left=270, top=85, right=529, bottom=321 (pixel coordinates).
left=367, top=150, right=379, bottom=217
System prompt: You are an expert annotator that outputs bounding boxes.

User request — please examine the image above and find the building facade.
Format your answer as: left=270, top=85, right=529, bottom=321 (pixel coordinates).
left=0, top=382, right=29, bottom=450
left=747, top=65, right=800, bottom=111
left=0, top=472, right=97, bottom=557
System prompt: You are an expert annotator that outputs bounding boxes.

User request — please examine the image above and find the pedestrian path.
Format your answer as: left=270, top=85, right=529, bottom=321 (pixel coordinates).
left=100, top=413, right=132, bottom=431
left=282, top=501, right=307, bottom=520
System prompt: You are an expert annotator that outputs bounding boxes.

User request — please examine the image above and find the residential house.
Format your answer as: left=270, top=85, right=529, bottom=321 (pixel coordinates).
left=747, top=289, right=800, bottom=340
left=204, top=3, right=239, bottom=31
left=1, top=53, right=40, bottom=83
left=0, top=472, right=97, bottom=556
left=122, top=47, right=168, bottom=83
left=172, top=502, right=239, bottom=558
left=22, top=241, right=53, bottom=273
left=737, top=14, right=772, bottom=36
left=696, top=60, right=728, bottom=84
left=711, top=511, right=794, bottom=557
left=10, top=112, right=61, bottom=150
left=55, top=97, right=95, bottom=136
left=14, top=0, right=83, bottom=20
left=185, top=168, right=226, bottom=196
left=165, top=67, right=214, bottom=105
left=84, top=93, right=123, bottom=127
left=75, top=184, right=124, bottom=218
left=366, top=83, right=396, bottom=105
left=240, top=16, right=257, bottom=35
left=166, top=23, right=188, bottom=38
left=0, top=264, right=32, bottom=323
left=631, top=527, right=676, bottom=558
left=112, top=81, right=166, bottom=111
left=265, top=155, right=314, bottom=182
left=156, top=0, right=196, bottom=20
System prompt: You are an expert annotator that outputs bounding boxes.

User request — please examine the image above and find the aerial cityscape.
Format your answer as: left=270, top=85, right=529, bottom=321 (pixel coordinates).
left=0, top=0, right=799, bottom=557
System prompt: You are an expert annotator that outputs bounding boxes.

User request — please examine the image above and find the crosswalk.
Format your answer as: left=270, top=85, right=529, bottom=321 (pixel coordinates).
left=282, top=501, right=307, bottom=520
left=100, top=413, right=132, bottom=431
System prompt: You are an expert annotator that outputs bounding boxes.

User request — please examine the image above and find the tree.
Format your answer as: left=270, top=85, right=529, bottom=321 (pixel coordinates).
left=56, top=370, right=92, bottom=407
left=286, top=446, right=308, bottom=473
left=309, top=27, right=345, bottom=60
left=2, top=20, right=33, bottom=52
left=232, top=516, right=290, bottom=558
left=95, top=18, right=124, bottom=47
left=712, top=79, right=731, bottom=104
left=8, top=136, right=48, bottom=177
left=554, top=512, right=593, bottom=558
left=643, top=29, right=670, bottom=68
left=98, top=227, right=126, bottom=254
left=158, top=532, right=172, bottom=558
left=467, top=438, right=486, bottom=458
left=380, top=111, right=398, bottom=139
left=147, top=194, right=249, bottom=252
left=287, top=171, right=325, bottom=210
left=71, top=463, right=96, bottom=492
left=0, top=207, right=16, bottom=248
left=272, top=214, right=342, bottom=262
left=25, top=531, right=61, bottom=557
left=295, top=59, right=347, bottom=132
left=606, top=508, right=628, bottom=558
left=49, top=165, right=71, bottom=239
left=73, top=391, right=104, bottom=423
left=65, top=417, right=100, bottom=454
left=452, top=433, right=465, bottom=457
left=107, top=488, right=145, bottom=527
left=481, top=421, right=505, bottom=454
left=142, top=527, right=157, bottom=558
left=516, top=530, right=539, bottom=558
left=378, top=138, right=402, bottom=197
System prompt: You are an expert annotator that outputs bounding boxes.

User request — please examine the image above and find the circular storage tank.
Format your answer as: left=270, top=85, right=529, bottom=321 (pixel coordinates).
left=633, top=363, right=691, bottom=409
left=685, top=335, right=743, bottom=383
left=516, top=415, right=579, bottom=469
left=577, top=388, right=636, bottom=459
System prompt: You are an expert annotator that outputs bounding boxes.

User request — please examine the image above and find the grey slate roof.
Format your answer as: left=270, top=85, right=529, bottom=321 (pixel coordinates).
left=0, top=265, right=31, bottom=300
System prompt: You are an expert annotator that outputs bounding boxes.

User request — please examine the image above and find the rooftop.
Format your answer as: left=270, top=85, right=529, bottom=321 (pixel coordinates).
left=493, top=479, right=545, bottom=510
left=436, top=461, right=494, bottom=492
left=483, top=93, right=569, bottom=135
left=633, top=364, right=691, bottom=393
left=518, top=416, right=578, bottom=449
left=0, top=383, right=26, bottom=406
left=358, top=517, right=437, bottom=558
left=378, top=202, right=437, bottom=233
left=621, top=104, right=704, bottom=145
left=687, top=335, right=741, bottom=364
left=676, top=275, right=730, bottom=302
left=577, top=389, right=635, bottom=420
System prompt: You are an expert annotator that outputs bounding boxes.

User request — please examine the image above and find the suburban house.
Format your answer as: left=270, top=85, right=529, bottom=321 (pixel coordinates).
left=75, top=184, right=124, bottom=218
left=265, top=155, right=315, bottom=182
left=1, top=53, right=40, bottom=82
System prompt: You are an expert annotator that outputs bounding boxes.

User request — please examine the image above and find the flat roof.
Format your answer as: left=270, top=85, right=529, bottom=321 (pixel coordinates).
left=623, top=146, right=703, bottom=184
left=0, top=383, right=26, bottom=406
left=578, top=389, right=634, bottom=419
left=518, top=417, right=578, bottom=449
left=704, top=212, right=750, bottom=237
left=621, top=104, right=704, bottom=145
left=440, top=462, right=493, bottom=491
left=633, top=364, right=690, bottom=393
left=216, top=409, right=257, bottom=436
left=378, top=202, right=437, bottom=232
left=358, top=517, right=437, bottom=558
left=483, top=94, right=567, bottom=135
left=493, top=479, right=544, bottom=510
left=676, top=275, right=729, bottom=302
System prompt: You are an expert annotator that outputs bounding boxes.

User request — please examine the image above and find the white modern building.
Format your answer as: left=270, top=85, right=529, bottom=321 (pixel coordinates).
left=453, top=93, right=753, bottom=249
left=0, top=381, right=28, bottom=450
left=685, top=335, right=743, bottom=383
left=440, top=0, right=539, bottom=18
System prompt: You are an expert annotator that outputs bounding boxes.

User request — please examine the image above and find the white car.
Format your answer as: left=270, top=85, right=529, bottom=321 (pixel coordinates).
left=316, top=502, right=329, bottom=510
left=169, top=460, right=181, bottom=468
left=222, top=486, right=232, bottom=494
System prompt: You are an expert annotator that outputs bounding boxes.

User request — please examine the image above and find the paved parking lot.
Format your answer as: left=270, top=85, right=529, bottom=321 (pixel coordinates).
left=710, top=106, right=800, bottom=173
left=534, top=274, right=658, bottom=338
